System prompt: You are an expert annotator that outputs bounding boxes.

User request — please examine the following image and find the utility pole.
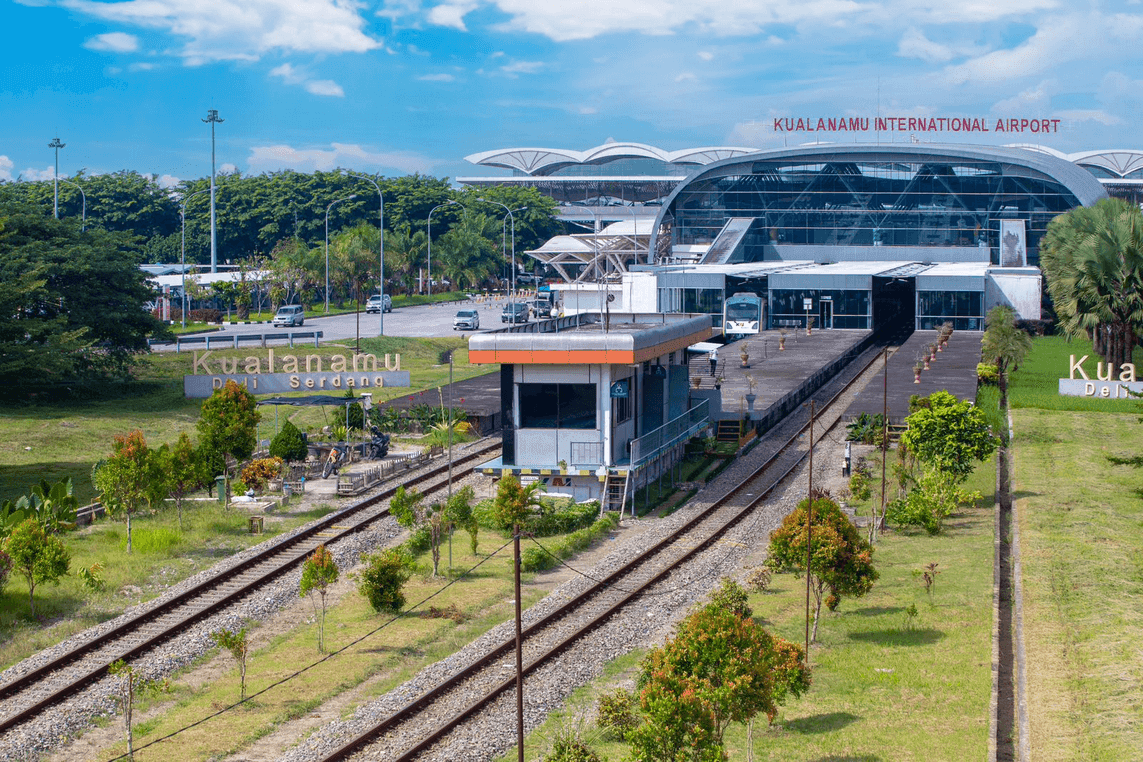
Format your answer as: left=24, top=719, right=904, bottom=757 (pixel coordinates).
left=48, top=137, right=65, bottom=219
left=202, top=109, right=224, bottom=273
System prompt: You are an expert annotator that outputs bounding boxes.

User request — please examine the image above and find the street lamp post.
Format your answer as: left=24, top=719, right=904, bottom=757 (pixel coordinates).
left=180, top=189, right=211, bottom=329
left=426, top=200, right=462, bottom=296
left=48, top=137, right=65, bottom=219
left=325, top=195, right=357, bottom=313
left=56, top=177, right=86, bottom=232
left=202, top=109, right=224, bottom=273
left=479, top=199, right=527, bottom=313
left=346, top=173, right=385, bottom=336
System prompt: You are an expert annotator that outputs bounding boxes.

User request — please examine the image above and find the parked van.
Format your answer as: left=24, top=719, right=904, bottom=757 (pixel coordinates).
left=272, top=305, right=305, bottom=327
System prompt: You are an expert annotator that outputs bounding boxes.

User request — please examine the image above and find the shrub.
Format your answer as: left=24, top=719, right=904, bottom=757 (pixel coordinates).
left=849, top=461, right=872, bottom=502
left=542, top=728, right=604, bottom=762
left=0, top=549, right=12, bottom=596
left=525, top=501, right=600, bottom=537
left=845, top=412, right=886, bottom=445
left=269, top=420, right=309, bottom=462
left=521, top=513, right=619, bottom=573
left=977, top=363, right=999, bottom=385
left=189, top=308, right=223, bottom=323
left=745, top=565, right=772, bottom=593
left=708, top=577, right=752, bottom=618
left=240, top=457, right=284, bottom=493
left=596, top=687, right=639, bottom=740
left=358, top=548, right=412, bottom=614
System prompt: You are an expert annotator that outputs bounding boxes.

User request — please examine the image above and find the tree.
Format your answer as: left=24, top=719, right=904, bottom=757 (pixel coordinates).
left=885, top=467, right=982, bottom=535
left=899, top=390, right=999, bottom=484
left=269, top=419, right=309, bottom=462
left=160, top=433, right=206, bottom=531
left=766, top=496, right=878, bottom=642
left=1040, top=197, right=1143, bottom=370
left=210, top=628, right=250, bottom=701
left=389, top=485, right=448, bottom=578
left=492, top=475, right=546, bottom=532
left=981, top=305, right=1032, bottom=410
left=435, top=213, right=502, bottom=290
left=357, top=547, right=412, bottom=613
left=5, top=518, right=70, bottom=617
left=93, top=430, right=151, bottom=554
left=197, top=380, right=261, bottom=487
left=108, top=659, right=140, bottom=760
left=443, top=485, right=479, bottom=556
left=628, top=603, right=810, bottom=761
left=300, top=544, right=339, bottom=653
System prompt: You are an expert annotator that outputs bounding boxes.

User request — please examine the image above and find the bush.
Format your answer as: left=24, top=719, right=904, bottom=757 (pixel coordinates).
left=846, top=412, right=886, bottom=445
left=520, top=513, right=619, bottom=573
left=240, top=457, right=284, bottom=492
left=977, top=363, right=999, bottom=385
left=0, top=549, right=11, bottom=596
left=745, top=565, right=771, bottom=593
left=708, top=577, right=752, bottom=618
left=358, top=548, right=412, bottom=613
left=596, top=687, right=639, bottom=740
left=269, top=420, right=309, bottom=462
left=189, top=308, right=223, bottom=323
left=542, top=728, right=604, bottom=762
left=849, top=461, right=872, bottom=502
left=525, top=501, right=601, bottom=537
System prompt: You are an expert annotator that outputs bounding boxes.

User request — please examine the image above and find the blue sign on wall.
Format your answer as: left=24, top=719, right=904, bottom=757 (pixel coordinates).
left=610, top=380, right=629, bottom=398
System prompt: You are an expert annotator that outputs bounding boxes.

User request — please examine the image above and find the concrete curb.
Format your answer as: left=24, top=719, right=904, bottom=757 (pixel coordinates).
left=1009, top=412, right=1031, bottom=762
left=989, top=454, right=1002, bottom=761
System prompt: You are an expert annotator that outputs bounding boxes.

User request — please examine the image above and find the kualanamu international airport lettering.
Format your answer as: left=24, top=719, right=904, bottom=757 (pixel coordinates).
left=1058, top=354, right=1142, bottom=398
left=183, top=349, right=410, bottom=398
left=773, top=116, right=1061, bottom=134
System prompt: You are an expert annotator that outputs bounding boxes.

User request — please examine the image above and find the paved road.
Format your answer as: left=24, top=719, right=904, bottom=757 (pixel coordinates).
left=158, top=299, right=535, bottom=350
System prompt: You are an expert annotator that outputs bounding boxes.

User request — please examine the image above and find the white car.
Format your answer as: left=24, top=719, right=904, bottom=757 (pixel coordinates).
left=366, top=294, right=392, bottom=313
left=453, top=309, right=480, bottom=330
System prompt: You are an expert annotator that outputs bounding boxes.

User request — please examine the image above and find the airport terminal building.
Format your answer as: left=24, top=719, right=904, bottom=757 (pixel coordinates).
left=462, top=141, right=1129, bottom=332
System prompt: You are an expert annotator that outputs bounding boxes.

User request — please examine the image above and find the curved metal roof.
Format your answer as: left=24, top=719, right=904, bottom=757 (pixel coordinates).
left=1010, top=143, right=1143, bottom=178
left=649, top=143, right=1109, bottom=253
left=464, top=142, right=760, bottom=176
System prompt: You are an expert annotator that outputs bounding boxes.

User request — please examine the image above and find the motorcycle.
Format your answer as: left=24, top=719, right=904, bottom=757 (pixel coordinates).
left=367, top=426, right=390, bottom=460
left=321, top=443, right=348, bottom=479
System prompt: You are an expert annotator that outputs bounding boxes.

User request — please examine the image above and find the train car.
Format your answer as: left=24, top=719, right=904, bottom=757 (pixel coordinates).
left=722, top=292, right=764, bottom=338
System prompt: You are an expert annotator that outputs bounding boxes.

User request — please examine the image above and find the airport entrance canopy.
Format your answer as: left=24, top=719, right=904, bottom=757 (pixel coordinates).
left=523, top=219, right=655, bottom=282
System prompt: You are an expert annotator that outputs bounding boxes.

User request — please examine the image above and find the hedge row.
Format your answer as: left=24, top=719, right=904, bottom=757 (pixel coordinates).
left=520, top=512, right=620, bottom=573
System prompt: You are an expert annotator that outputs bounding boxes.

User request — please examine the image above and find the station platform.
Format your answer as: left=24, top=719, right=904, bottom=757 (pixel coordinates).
left=845, top=330, right=983, bottom=423
left=692, top=329, right=872, bottom=421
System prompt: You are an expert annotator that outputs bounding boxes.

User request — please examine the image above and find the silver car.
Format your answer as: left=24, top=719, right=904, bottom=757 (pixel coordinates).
left=272, top=305, right=305, bottom=327
left=454, top=309, right=480, bottom=331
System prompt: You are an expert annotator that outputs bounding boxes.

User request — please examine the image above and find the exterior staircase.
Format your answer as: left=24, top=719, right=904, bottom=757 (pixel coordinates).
left=716, top=419, right=743, bottom=443
left=605, top=472, right=630, bottom=515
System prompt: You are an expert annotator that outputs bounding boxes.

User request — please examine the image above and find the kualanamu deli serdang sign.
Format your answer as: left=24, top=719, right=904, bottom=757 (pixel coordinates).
left=772, top=116, right=1061, bottom=135
left=183, top=349, right=410, bottom=398
left=1059, top=354, right=1141, bottom=398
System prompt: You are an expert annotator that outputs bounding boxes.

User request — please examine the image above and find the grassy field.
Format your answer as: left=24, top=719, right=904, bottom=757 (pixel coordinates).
left=0, top=335, right=489, bottom=506
left=1008, top=335, right=1143, bottom=413
left=1010, top=408, right=1143, bottom=761
left=503, top=460, right=998, bottom=762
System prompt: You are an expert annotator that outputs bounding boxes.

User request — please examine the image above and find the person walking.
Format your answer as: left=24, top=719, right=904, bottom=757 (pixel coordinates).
left=709, top=346, right=718, bottom=377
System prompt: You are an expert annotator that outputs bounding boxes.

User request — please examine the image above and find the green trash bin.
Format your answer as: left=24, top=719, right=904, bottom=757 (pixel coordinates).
left=215, top=475, right=227, bottom=502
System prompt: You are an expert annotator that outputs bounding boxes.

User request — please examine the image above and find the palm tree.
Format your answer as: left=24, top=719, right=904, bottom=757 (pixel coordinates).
left=1040, top=198, right=1143, bottom=370
left=382, top=225, right=426, bottom=295
left=436, top=212, right=503, bottom=290
left=981, top=305, right=1032, bottom=410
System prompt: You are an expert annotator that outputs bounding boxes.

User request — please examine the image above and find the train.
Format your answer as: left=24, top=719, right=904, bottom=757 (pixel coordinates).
left=722, top=292, right=764, bottom=338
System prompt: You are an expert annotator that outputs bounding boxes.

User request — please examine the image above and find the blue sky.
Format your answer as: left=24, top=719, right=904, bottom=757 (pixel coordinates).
left=3, top=0, right=1142, bottom=187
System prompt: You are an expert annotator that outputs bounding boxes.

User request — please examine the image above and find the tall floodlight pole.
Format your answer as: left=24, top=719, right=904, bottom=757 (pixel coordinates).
left=48, top=137, right=65, bottom=219
left=56, top=178, right=85, bottom=231
left=479, top=199, right=527, bottom=315
left=426, top=200, right=462, bottom=296
left=180, top=189, right=210, bottom=329
left=202, top=109, right=224, bottom=273
left=346, top=173, right=385, bottom=336
left=325, top=194, right=357, bottom=313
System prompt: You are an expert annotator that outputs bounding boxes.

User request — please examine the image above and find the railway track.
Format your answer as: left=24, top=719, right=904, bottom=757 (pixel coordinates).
left=315, top=341, right=896, bottom=761
left=0, top=440, right=501, bottom=737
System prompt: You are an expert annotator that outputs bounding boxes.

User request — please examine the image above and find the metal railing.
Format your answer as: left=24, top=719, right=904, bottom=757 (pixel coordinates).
left=629, top=399, right=710, bottom=467
left=155, top=330, right=324, bottom=352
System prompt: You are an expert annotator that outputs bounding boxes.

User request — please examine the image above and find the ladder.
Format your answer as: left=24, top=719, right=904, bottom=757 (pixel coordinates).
left=606, top=472, right=630, bottom=515
left=716, top=419, right=743, bottom=443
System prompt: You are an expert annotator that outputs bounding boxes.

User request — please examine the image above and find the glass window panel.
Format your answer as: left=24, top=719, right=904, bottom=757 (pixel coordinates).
left=519, top=383, right=558, bottom=429
left=559, top=383, right=597, bottom=429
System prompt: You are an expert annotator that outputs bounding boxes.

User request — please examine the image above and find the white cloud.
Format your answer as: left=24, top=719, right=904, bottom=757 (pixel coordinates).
left=500, top=60, right=543, bottom=75
left=271, top=63, right=345, bottom=97
left=675, top=72, right=697, bottom=82
left=0, top=155, right=13, bottom=181
left=896, top=28, right=953, bottom=63
left=157, top=173, right=181, bottom=188
left=697, top=51, right=713, bottom=61
left=1055, top=109, right=1124, bottom=127
left=64, top=0, right=381, bottom=63
left=220, top=162, right=238, bottom=173
left=246, top=142, right=436, bottom=174
left=22, top=166, right=57, bottom=181
left=418, top=73, right=456, bottom=81
left=84, top=31, right=139, bottom=52
left=578, top=106, right=597, bottom=115
left=428, top=0, right=478, bottom=30
left=128, top=61, right=156, bottom=71
left=991, top=82, right=1053, bottom=113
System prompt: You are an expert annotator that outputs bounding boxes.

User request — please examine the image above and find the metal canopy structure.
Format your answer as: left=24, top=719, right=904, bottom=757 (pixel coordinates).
left=522, top=219, right=655, bottom=282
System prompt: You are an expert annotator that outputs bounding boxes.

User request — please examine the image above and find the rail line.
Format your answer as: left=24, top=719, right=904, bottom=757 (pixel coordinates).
left=318, top=341, right=895, bottom=761
left=0, top=441, right=501, bottom=736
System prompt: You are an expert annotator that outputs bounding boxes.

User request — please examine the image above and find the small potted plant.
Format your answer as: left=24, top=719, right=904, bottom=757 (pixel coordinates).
left=914, top=360, right=924, bottom=383
left=692, top=375, right=703, bottom=389
left=778, top=328, right=788, bottom=350
left=928, top=343, right=938, bottom=362
left=744, top=374, right=757, bottom=408
left=923, top=351, right=931, bottom=371
left=715, top=374, right=724, bottom=390
left=740, top=345, right=750, bottom=368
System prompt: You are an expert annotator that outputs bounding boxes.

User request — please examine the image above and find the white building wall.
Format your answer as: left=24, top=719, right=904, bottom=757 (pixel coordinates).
left=986, top=269, right=1042, bottom=320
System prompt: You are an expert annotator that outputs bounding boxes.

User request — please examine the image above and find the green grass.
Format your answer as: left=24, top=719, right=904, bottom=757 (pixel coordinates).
left=0, top=500, right=337, bottom=672
left=1011, top=408, right=1143, bottom=761
left=1008, top=335, right=1143, bottom=412
left=503, top=458, right=998, bottom=761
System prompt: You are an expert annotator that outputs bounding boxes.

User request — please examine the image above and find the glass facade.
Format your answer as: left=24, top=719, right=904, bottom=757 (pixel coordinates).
left=917, top=290, right=984, bottom=330
left=658, top=287, right=724, bottom=315
left=669, top=159, right=1086, bottom=265
left=519, top=383, right=597, bottom=429
left=770, top=289, right=870, bottom=330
